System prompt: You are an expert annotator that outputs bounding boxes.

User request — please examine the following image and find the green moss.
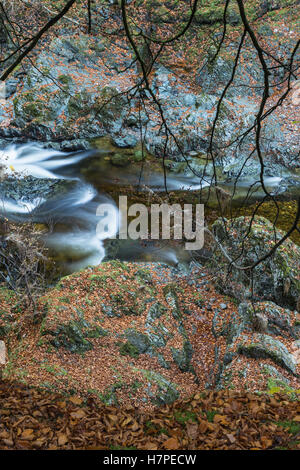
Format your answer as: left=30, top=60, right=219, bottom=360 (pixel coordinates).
left=233, top=200, right=300, bottom=245
left=267, top=377, right=300, bottom=400
left=110, top=153, right=131, bottom=167
left=119, top=341, right=140, bottom=358
left=174, top=410, right=198, bottom=425
left=43, top=320, right=94, bottom=354
left=85, top=326, right=108, bottom=338
left=276, top=420, right=300, bottom=436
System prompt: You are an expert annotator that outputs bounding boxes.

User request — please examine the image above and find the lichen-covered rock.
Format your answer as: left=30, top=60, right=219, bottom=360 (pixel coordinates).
left=0, top=175, right=79, bottom=207
left=11, top=35, right=129, bottom=142
left=212, top=302, right=253, bottom=343
left=212, top=216, right=300, bottom=310
left=163, top=284, right=182, bottom=321
left=216, top=356, right=297, bottom=394
left=24, top=262, right=198, bottom=407
left=171, top=341, right=194, bottom=373
left=146, top=302, right=167, bottom=323
left=138, top=368, right=180, bottom=406
left=123, top=329, right=151, bottom=354
left=214, top=300, right=300, bottom=345
left=43, top=320, right=94, bottom=354
left=228, top=333, right=298, bottom=375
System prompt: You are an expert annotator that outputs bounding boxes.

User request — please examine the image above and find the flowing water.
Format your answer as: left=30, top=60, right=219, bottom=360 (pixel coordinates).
left=0, top=143, right=197, bottom=272
left=0, top=142, right=298, bottom=273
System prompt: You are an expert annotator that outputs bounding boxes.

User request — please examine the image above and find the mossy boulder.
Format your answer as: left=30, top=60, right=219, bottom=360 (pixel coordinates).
left=138, top=369, right=180, bottom=406
left=123, top=329, right=151, bottom=354
left=171, top=341, right=194, bottom=373
left=212, top=216, right=300, bottom=310
left=229, top=333, right=298, bottom=375
left=110, top=153, right=131, bottom=167
left=43, top=320, right=94, bottom=354
left=119, top=341, right=140, bottom=358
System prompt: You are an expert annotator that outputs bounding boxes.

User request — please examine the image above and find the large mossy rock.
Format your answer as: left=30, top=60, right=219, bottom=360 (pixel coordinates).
left=212, top=216, right=300, bottom=311
left=11, top=35, right=129, bottom=141
left=137, top=368, right=180, bottom=406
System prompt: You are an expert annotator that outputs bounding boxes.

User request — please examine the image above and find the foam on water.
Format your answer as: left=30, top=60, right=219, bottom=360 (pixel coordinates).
left=0, top=142, right=119, bottom=271
left=0, top=143, right=88, bottom=179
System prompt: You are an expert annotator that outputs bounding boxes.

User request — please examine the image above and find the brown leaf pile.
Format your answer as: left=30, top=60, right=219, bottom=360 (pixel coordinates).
left=0, top=379, right=299, bottom=450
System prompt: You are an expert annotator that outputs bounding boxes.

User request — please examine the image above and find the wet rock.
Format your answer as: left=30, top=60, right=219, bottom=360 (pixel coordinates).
left=110, top=153, right=131, bottom=167
left=5, top=79, right=18, bottom=98
left=0, top=175, right=79, bottom=209
left=113, top=134, right=138, bottom=148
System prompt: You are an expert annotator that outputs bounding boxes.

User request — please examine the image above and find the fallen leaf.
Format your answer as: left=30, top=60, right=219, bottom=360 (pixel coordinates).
left=164, top=437, right=179, bottom=450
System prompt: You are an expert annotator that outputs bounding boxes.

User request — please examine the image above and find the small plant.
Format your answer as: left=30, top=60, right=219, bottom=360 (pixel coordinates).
left=0, top=213, right=51, bottom=320
left=276, top=420, right=300, bottom=436
left=174, top=409, right=198, bottom=425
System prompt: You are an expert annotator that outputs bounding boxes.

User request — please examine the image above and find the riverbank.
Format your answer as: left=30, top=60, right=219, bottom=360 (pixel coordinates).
left=1, top=256, right=299, bottom=411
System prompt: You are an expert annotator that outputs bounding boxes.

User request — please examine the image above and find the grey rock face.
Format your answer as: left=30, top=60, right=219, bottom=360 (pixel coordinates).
left=211, top=216, right=300, bottom=310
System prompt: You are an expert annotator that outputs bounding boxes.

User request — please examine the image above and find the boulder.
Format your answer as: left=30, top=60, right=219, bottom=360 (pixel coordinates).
left=241, top=301, right=300, bottom=339
left=227, top=333, right=298, bottom=375
left=10, top=35, right=130, bottom=142
left=212, top=216, right=300, bottom=310
left=138, top=368, right=180, bottom=406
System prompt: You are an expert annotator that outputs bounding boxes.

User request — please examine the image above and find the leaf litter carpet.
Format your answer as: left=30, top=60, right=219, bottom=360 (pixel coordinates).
left=0, top=379, right=299, bottom=450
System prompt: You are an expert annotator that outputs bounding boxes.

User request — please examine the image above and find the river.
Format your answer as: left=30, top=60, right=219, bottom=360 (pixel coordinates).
left=0, top=141, right=298, bottom=273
